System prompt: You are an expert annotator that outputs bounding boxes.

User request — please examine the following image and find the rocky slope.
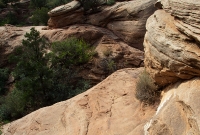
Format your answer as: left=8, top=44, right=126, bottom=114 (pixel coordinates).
left=0, top=25, right=144, bottom=84
left=2, top=68, right=157, bottom=135
left=47, top=0, right=157, bottom=50
left=144, top=0, right=200, bottom=87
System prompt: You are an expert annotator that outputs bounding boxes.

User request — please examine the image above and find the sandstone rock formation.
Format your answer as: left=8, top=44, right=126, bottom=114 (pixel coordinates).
left=0, top=25, right=144, bottom=84
left=2, top=68, right=157, bottom=135
left=161, top=0, right=200, bottom=43
left=145, top=78, right=200, bottom=135
left=144, top=2, right=200, bottom=87
left=48, top=0, right=157, bottom=50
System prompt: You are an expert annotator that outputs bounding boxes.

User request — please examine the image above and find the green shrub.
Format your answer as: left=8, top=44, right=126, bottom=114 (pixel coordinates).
left=50, top=37, right=94, bottom=67
left=0, top=12, right=18, bottom=26
left=80, top=0, right=101, bottom=13
left=97, top=58, right=117, bottom=74
left=46, top=0, right=72, bottom=9
left=31, top=7, right=49, bottom=25
left=0, top=89, right=26, bottom=121
left=0, top=68, right=9, bottom=95
left=30, top=0, right=47, bottom=9
left=106, top=0, right=115, bottom=6
left=135, top=70, right=159, bottom=104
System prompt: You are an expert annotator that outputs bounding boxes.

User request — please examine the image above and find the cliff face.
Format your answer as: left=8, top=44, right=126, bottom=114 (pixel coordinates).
left=144, top=0, right=200, bottom=87
left=47, top=0, right=157, bottom=50
left=144, top=0, right=200, bottom=134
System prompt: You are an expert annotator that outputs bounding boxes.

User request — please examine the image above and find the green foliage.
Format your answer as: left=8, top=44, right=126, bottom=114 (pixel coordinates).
left=0, top=0, right=6, bottom=8
left=80, top=0, right=101, bottom=13
left=135, top=70, right=159, bottom=104
left=0, top=12, right=18, bottom=26
left=106, top=0, right=115, bottom=5
left=50, top=37, right=94, bottom=67
left=30, top=0, right=47, bottom=9
left=0, top=89, right=26, bottom=121
left=97, top=58, right=117, bottom=74
left=0, top=68, right=9, bottom=95
left=31, top=7, right=49, bottom=25
left=46, top=0, right=72, bottom=9
left=2, top=28, right=92, bottom=122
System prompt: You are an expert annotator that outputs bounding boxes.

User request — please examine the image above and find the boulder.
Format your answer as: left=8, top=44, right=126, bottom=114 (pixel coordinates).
left=145, top=78, right=200, bottom=135
left=2, top=68, right=157, bottom=135
left=144, top=10, right=200, bottom=87
left=48, top=0, right=81, bottom=17
left=161, top=0, right=200, bottom=43
left=48, top=0, right=157, bottom=50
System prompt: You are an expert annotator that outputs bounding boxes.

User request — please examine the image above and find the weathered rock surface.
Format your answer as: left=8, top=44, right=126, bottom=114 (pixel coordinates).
left=144, top=10, right=200, bottom=87
left=48, top=0, right=157, bottom=50
left=0, top=25, right=144, bottom=84
left=145, top=78, right=200, bottom=135
left=161, top=0, right=200, bottom=43
left=48, top=1, right=81, bottom=17
left=2, top=68, right=157, bottom=135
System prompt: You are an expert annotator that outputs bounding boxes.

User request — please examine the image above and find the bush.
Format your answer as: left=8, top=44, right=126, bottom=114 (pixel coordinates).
left=46, top=0, right=72, bottom=9
left=0, top=68, right=9, bottom=95
left=50, top=37, right=94, bottom=67
left=0, top=11, right=18, bottom=26
left=135, top=70, right=159, bottom=104
left=80, top=0, right=101, bottom=13
left=30, top=0, right=47, bottom=9
left=106, top=0, right=115, bottom=6
left=96, top=58, right=117, bottom=74
left=31, top=7, right=49, bottom=25
left=0, top=89, right=26, bottom=121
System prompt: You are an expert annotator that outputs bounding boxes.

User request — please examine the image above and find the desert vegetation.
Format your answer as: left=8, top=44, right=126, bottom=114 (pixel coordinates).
left=0, top=28, right=93, bottom=122
left=135, top=70, right=160, bottom=105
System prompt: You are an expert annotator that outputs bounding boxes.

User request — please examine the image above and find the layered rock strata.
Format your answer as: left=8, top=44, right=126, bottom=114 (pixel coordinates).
left=144, top=6, right=200, bottom=87
left=48, top=0, right=157, bottom=50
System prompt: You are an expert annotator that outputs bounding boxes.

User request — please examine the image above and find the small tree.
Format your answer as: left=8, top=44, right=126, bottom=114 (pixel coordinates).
left=3, top=28, right=92, bottom=121
left=10, top=27, right=52, bottom=109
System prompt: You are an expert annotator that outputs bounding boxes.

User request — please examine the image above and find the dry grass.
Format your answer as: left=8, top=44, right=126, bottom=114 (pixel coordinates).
left=135, top=70, right=159, bottom=105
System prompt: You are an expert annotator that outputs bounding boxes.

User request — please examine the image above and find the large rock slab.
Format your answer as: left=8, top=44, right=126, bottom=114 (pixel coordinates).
left=144, top=10, right=200, bottom=87
left=2, top=68, right=157, bottom=135
left=161, top=0, right=200, bottom=43
left=48, top=0, right=157, bottom=50
left=145, top=78, right=200, bottom=135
